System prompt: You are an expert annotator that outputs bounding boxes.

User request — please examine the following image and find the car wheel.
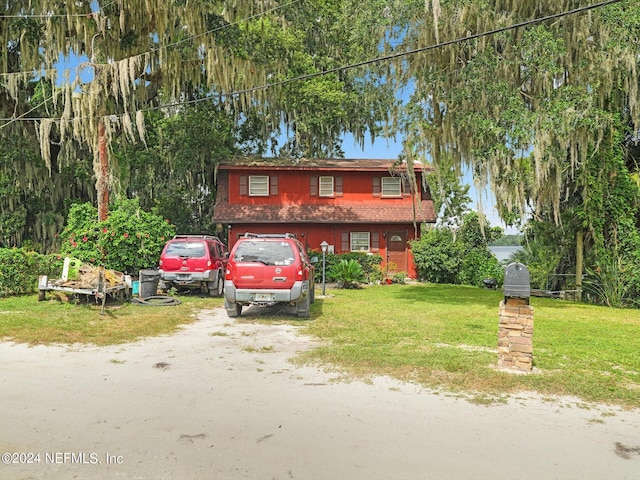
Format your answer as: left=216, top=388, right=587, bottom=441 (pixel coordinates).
left=296, top=293, right=310, bottom=318
left=224, top=297, right=242, bottom=317
left=209, top=276, right=223, bottom=297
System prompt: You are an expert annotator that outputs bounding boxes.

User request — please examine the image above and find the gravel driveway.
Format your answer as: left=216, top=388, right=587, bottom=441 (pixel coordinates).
left=1, top=306, right=639, bottom=479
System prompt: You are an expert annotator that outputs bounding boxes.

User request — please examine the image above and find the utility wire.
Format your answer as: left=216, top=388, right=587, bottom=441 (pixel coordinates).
left=153, top=0, right=302, bottom=53
left=0, top=0, right=301, bottom=76
left=0, top=13, right=94, bottom=18
left=0, top=97, right=52, bottom=128
left=215, top=0, right=623, bottom=99
left=0, top=0, right=625, bottom=125
left=0, top=0, right=116, bottom=18
left=0, top=0, right=302, bottom=127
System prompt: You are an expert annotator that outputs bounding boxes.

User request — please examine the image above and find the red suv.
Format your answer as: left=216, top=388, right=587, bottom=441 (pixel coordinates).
left=224, top=233, right=315, bottom=318
left=158, top=235, right=228, bottom=296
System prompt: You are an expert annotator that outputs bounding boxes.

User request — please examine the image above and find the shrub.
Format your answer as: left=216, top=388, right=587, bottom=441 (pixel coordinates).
left=311, top=250, right=383, bottom=284
left=457, top=249, right=504, bottom=287
left=583, top=252, right=637, bottom=308
left=329, top=259, right=365, bottom=288
left=59, top=199, right=176, bottom=274
left=391, top=271, right=408, bottom=284
left=412, top=215, right=504, bottom=287
left=411, top=228, right=462, bottom=284
left=0, top=248, right=64, bottom=296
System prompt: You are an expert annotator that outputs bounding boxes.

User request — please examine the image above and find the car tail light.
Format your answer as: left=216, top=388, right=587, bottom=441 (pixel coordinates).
left=207, top=260, right=212, bottom=268
left=296, top=266, right=305, bottom=281
left=225, top=266, right=232, bottom=280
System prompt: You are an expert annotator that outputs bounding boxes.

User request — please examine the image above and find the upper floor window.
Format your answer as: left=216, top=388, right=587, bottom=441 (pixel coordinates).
left=381, top=177, right=402, bottom=197
left=310, top=175, right=342, bottom=197
left=319, top=176, right=334, bottom=196
left=249, top=175, right=269, bottom=196
left=240, top=175, right=278, bottom=196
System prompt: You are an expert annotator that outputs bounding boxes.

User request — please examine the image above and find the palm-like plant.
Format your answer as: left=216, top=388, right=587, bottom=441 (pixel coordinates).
left=329, top=259, right=365, bottom=289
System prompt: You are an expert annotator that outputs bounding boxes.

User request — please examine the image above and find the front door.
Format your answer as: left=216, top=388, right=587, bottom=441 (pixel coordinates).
left=386, top=230, right=408, bottom=275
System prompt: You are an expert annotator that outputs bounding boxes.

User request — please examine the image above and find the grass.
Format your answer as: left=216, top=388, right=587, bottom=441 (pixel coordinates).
left=0, top=293, right=221, bottom=345
left=296, top=284, right=640, bottom=409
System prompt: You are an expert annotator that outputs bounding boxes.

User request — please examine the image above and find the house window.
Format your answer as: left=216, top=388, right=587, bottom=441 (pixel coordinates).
left=311, top=176, right=343, bottom=197
left=249, top=176, right=269, bottom=196
left=350, top=232, right=370, bottom=252
left=381, top=177, right=402, bottom=197
left=319, top=176, right=334, bottom=196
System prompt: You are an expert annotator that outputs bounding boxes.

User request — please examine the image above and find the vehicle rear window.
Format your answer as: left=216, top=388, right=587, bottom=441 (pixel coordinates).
left=234, top=241, right=295, bottom=266
left=165, top=242, right=206, bottom=258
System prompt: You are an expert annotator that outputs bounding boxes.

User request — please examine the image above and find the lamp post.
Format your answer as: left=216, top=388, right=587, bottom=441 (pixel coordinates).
left=320, top=241, right=328, bottom=296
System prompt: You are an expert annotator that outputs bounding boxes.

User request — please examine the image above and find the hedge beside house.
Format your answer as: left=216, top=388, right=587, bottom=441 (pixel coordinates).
left=0, top=248, right=64, bottom=296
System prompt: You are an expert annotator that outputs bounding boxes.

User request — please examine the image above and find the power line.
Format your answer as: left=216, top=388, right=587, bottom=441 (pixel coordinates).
left=0, top=0, right=625, bottom=126
left=0, top=0, right=302, bottom=76
left=154, top=0, right=302, bottom=53
left=0, top=0, right=116, bottom=18
left=0, top=97, right=52, bottom=128
left=0, top=0, right=302, bottom=127
left=217, top=0, right=623, bottom=99
left=0, top=13, right=94, bottom=18
left=119, top=0, right=630, bottom=114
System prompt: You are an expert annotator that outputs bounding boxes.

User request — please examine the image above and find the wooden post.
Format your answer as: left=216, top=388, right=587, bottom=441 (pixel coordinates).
left=98, top=118, right=109, bottom=222
left=576, top=230, right=583, bottom=302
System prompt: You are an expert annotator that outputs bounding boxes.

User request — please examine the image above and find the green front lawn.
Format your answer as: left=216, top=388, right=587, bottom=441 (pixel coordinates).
left=299, top=284, right=640, bottom=408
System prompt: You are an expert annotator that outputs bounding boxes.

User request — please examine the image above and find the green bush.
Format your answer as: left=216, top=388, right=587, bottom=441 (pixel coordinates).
left=329, top=259, right=365, bottom=288
left=59, top=199, right=176, bottom=274
left=0, top=248, right=64, bottom=296
left=311, top=250, right=383, bottom=284
left=391, top=271, right=408, bottom=284
left=412, top=212, right=504, bottom=287
left=457, top=249, right=504, bottom=288
left=411, top=228, right=462, bottom=284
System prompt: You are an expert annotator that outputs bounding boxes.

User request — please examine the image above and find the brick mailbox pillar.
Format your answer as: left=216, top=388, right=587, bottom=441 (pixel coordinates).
left=498, top=298, right=534, bottom=372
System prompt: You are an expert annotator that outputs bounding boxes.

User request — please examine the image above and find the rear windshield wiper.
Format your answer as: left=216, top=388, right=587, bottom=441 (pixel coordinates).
left=238, top=256, right=271, bottom=265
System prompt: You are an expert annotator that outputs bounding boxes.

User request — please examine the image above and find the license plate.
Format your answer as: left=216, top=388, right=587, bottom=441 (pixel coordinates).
left=177, top=274, right=191, bottom=280
left=254, top=293, right=273, bottom=301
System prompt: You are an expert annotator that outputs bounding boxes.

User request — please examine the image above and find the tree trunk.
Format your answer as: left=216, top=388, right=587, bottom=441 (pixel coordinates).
left=98, top=119, right=109, bottom=222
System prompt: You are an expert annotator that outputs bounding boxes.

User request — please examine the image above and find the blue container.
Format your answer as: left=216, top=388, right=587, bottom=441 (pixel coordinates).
left=132, top=281, right=140, bottom=295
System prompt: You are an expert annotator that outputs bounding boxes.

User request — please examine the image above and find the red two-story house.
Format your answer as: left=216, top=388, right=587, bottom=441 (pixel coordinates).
left=213, top=157, right=436, bottom=278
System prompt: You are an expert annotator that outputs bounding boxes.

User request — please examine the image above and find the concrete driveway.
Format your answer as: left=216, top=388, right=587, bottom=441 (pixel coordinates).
left=1, top=306, right=639, bottom=479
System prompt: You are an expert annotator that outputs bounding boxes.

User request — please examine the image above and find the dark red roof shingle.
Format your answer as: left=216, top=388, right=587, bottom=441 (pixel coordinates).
left=213, top=202, right=436, bottom=224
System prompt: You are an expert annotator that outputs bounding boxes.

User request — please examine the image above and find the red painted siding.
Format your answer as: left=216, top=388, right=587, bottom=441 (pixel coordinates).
left=227, top=171, right=419, bottom=206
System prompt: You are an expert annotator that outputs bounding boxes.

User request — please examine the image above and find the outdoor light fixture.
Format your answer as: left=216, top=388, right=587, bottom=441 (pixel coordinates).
left=320, top=241, right=329, bottom=296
